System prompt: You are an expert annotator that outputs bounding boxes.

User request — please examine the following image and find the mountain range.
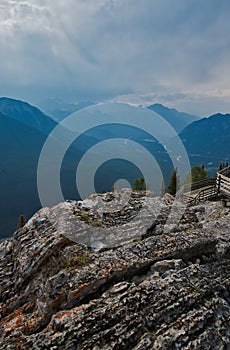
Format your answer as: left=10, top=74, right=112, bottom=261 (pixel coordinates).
left=148, top=103, right=199, bottom=133
left=0, top=97, right=56, bottom=134
left=180, top=113, right=230, bottom=169
left=0, top=97, right=229, bottom=238
left=39, top=99, right=199, bottom=132
left=39, top=97, right=95, bottom=122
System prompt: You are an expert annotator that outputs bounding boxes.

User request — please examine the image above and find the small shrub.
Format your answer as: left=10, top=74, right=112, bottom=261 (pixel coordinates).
left=91, top=219, right=103, bottom=227
left=64, top=251, right=90, bottom=270
left=17, top=214, right=27, bottom=229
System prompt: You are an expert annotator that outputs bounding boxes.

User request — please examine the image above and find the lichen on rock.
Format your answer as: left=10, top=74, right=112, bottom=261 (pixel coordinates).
left=0, top=190, right=229, bottom=349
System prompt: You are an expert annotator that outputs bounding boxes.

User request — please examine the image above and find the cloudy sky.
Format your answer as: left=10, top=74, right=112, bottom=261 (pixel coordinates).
left=0, top=0, right=230, bottom=116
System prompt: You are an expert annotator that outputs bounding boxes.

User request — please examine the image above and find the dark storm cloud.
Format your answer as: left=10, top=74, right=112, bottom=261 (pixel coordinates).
left=0, top=0, right=230, bottom=114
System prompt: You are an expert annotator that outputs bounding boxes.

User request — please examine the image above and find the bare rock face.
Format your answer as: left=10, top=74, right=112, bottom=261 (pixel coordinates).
left=0, top=190, right=229, bottom=349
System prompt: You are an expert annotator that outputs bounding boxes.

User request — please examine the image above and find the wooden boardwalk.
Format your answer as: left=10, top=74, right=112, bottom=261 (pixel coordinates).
left=180, top=166, right=230, bottom=206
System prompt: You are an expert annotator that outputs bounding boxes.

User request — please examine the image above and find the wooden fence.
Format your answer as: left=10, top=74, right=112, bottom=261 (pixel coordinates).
left=216, top=168, right=230, bottom=198
left=180, top=166, right=230, bottom=205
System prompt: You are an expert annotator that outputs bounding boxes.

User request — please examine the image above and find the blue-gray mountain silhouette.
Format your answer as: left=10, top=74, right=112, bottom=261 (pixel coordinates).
left=39, top=98, right=95, bottom=121
left=0, top=98, right=229, bottom=239
left=0, top=97, right=57, bottom=134
left=148, top=103, right=199, bottom=133
left=0, top=110, right=47, bottom=237
left=180, top=113, right=230, bottom=168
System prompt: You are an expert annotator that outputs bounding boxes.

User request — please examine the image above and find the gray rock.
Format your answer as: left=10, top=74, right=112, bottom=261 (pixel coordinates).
left=0, top=191, right=229, bottom=349
left=150, top=259, right=185, bottom=274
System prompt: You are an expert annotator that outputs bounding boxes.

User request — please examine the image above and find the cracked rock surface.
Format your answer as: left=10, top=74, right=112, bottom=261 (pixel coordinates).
left=0, top=190, right=229, bottom=349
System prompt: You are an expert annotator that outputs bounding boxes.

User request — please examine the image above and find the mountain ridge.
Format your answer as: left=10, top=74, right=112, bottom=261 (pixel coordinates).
left=39, top=98, right=95, bottom=121
left=0, top=97, right=229, bottom=237
left=180, top=112, right=230, bottom=168
left=147, top=103, right=200, bottom=133
left=0, top=97, right=56, bottom=134
left=0, top=110, right=48, bottom=236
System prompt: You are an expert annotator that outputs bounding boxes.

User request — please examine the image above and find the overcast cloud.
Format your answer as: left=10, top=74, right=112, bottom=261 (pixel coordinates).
left=0, top=0, right=230, bottom=115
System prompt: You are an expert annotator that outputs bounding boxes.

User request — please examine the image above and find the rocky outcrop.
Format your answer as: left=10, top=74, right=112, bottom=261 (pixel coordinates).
left=0, top=190, right=229, bottom=349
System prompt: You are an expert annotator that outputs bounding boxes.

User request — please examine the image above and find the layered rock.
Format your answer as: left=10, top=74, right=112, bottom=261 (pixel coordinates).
left=0, top=191, right=229, bottom=349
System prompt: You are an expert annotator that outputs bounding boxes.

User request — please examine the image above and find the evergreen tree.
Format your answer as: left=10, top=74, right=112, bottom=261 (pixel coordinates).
left=17, top=214, right=26, bottom=229
left=168, top=168, right=178, bottom=196
left=218, top=161, right=229, bottom=171
left=133, top=177, right=147, bottom=191
left=133, top=179, right=140, bottom=190
left=139, top=177, right=146, bottom=191
left=218, top=162, right=223, bottom=171
left=184, top=164, right=208, bottom=184
left=200, top=163, right=207, bottom=180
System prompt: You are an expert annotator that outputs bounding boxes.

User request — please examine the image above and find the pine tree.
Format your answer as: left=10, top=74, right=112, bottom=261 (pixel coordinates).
left=17, top=214, right=26, bottom=229
left=168, top=168, right=178, bottom=196
left=218, top=162, right=223, bottom=171
left=133, top=178, right=147, bottom=191
left=200, top=163, right=207, bottom=181
left=184, top=164, right=208, bottom=184
left=219, top=161, right=229, bottom=171
left=139, top=178, right=146, bottom=191
left=133, top=179, right=140, bottom=190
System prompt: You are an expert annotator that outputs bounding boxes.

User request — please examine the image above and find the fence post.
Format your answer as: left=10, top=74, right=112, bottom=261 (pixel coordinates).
left=216, top=174, right=221, bottom=194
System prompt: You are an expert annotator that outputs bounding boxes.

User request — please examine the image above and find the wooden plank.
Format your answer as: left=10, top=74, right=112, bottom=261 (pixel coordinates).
left=219, top=173, right=230, bottom=182
left=182, top=169, right=230, bottom=205
left=216, top=172, right=230, bottom=199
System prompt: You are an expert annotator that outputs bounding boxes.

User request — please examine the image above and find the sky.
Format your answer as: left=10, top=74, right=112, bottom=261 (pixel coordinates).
left=0, top=0, right=230, bottom=116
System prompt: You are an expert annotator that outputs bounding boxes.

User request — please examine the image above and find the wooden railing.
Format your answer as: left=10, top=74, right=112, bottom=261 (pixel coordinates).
left=180, top=166, right=230, bottom=205
left=181, top=178, right=216, bottom=193
left=218, top=166, right=230, bottom=177
left=216, top=168, right=230, bottom=198
left=190, top=186, right=218, bottom=206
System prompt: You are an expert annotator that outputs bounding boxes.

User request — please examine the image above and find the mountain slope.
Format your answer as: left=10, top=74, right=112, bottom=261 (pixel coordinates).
left=180, top=113, right=230, bottom=167
left=0, top=111, right=48, bottom=237
left=1, top=98, right=229, bottom=237
left=0, top=107, right=92, bottom=238
left=0, top=97, right=56, bottom=134
left=148, top=103, right=199, bottom=133
left=39, top=98, right=95, bottom=121
left=0, top=100, right=175, bottom=237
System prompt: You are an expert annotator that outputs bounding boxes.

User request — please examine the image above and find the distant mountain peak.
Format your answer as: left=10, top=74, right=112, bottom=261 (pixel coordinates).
left=147, top=103, right=199, bottom=133
left=0, top=97, right=56, bottom=134
left=149, top=103, right=171, bottom=109
left=39, top=98, right=95, bottom=121
left=179, top=113, right=230, bottom=168
left=208, top=112, right=230, bottom=119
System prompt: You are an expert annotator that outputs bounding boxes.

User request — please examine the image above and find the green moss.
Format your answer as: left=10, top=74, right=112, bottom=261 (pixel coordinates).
left=83, top=214, right=90, bottom=222
left=64, top=251, right=90, bottom=270
left=142, top=326, right=152, bottom=335
left=91, top=219, right=103, bottom=227
left=79, top=209, right=104, bottom=227
left=112, top=292, right=120, bottom=298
